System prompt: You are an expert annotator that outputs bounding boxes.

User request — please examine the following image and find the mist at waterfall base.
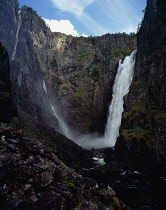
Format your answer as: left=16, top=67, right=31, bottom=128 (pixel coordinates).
left=76, top=50, right=137, bottom=149
left=42, top=50, right=136, bottom=150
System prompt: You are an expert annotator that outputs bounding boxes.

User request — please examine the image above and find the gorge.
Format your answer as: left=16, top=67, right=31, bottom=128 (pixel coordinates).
left=0, top=0, right=166, bottom=209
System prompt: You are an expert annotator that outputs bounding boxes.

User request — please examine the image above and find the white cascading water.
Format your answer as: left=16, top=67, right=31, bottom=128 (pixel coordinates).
left=11, top=10, right=22, bottom=61
left=104, top=50, right=137, bottom=146
left=42, top=80, right=72, bottom=139
left=76, top=50, right=137, bottom=149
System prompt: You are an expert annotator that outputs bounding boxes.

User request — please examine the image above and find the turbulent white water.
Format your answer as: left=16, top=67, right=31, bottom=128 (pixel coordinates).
left=76, top=50, right=137, bottom=149
left=42, top=80, right=72, bottom=139
left=11, top=10, right=22, bottom=61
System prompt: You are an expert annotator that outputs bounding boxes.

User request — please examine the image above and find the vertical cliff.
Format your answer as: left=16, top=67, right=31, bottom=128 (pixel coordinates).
left=0, top=42, right=15, bottom=123
left=0, top=1, right=136, bottom=137
left=116, top=0, right=166, bottom=175
left=0, top=0, right=19, bottom=58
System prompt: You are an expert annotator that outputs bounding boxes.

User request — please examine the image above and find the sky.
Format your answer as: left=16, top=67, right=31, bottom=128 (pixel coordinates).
left=18, top=0, right=146, bottom=37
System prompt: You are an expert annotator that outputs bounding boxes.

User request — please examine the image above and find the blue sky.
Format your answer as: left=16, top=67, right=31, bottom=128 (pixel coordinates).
left=18, top=0, right=146, bottom=37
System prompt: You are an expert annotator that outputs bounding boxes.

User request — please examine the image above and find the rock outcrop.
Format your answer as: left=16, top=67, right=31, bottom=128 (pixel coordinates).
left=0, top=0, right=136, bottom=136
left=0, top=123, right=125, bottom=210
left=115, top=0, right=166, bottom=176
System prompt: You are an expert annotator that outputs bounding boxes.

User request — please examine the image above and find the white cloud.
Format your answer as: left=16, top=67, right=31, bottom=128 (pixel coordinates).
left=43, top=18, right=79, bottom=36
left=81, top=33, right=88, bottom=37
left=50, top=0, right=95, bottom=17
left=49, top=0, right=108, bottom=36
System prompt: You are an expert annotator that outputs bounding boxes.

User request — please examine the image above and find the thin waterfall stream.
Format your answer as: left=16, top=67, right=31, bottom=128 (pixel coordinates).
left=42, top=80, right=72, bottom=139
left=11, top=10, right=22, bottom=61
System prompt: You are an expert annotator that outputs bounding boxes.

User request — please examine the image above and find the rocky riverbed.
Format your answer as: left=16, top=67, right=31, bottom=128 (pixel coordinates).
left=81, top=148, right=166, bottom=210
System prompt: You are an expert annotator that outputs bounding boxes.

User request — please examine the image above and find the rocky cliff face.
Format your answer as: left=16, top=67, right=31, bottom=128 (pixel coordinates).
left=0, top=1, right=136, bottom=137
left=0, top=41, right=15, bottom=123
left=0, top=0, right=18, bottom=59
left=115, top=0, right=166, bottom=175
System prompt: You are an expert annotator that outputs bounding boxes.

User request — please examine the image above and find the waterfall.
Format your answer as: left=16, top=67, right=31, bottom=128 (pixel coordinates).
left=42, top=50, right=136, bottom=149
left=11, top=10, right=22, bottom=61
left=104, top=50, right=137, bottom=146
left=43, top=80, right=48, bottom=96
left=76, top=50, right=136, bottom=149
left=42, top=80, right=72, bottom=139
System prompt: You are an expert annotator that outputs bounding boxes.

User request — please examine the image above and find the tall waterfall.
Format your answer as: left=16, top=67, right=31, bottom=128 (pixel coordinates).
left=42, top=50, right=136, bottom=149
left=11, top=10, right=22, bottom=61
left=76, top=50, right=137, bottom=149
left=42, top=80, right=72, bottom=139
left=104, top=50, right=137, bottom=146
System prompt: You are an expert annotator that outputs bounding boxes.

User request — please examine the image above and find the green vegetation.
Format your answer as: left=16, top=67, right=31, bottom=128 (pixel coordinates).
left=0, top=91, right=11, bottom=102
left=73, top=49, right=95, bottom=64
left=87, top=63, right=104, bottom=82
left=73, top=90, right=87, bottom=96
left=144, top=58, right=153, bottom=66
left=63, top=176, right=75, bottom=187
left=9, top=117, right=20, bottom=128
left=63, top=180, right=75, bottom=188
left=0, top=80, right=6, bottom=89
left=23, top=129, right=43, bottom=144
left=123, top=97, right=150, bottom=120
left=154, top=111, right=166, bottom=123
left=106, top=47, right=133, bottom=62
left=131, top=81, right=147, bottom=89
left=122, top=126, right=151, bottom=140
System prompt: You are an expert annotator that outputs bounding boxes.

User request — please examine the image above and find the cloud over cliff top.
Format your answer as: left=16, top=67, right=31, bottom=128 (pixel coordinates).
left=43, top=18, right=88, bottom=37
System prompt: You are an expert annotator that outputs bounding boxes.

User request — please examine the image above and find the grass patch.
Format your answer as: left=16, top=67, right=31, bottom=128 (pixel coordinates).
left=73, top=50, right=94, bottom=63
left=24, top=129, right=43, bottom=143
left=73, top=90, right=87, bottom=96
left=122, top=126, right=151, bottom=140
left=63, top=180, right=75, bottom=188
left=87, top=63, right=104, bottom=82
left=0, top=92, right=11, bottom=102
left=131, top=81, right=147, bottom=89
left=9, top=117, right=20, bottom=128
left=0, top=80, right=6, bottom=88
left=106, top=47, right=133, bottom=61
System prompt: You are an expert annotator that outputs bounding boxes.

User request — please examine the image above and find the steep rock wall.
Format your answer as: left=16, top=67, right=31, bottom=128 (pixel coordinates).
left=0, top=0, right=136, bottom=136
left=0, top=0, right=18, bottom=58
left=115, top=0, right=166, bottom=176
left=0, top=42, right=16, bottom=123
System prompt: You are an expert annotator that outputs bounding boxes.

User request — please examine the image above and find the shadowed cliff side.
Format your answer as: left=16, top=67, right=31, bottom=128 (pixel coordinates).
left=116, top=0, right=166, bottom=176
left=0, top=42, right=16, bottom=122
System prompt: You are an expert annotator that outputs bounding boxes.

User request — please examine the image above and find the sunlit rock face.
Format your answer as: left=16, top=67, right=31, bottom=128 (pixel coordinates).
left=115, top=0, right=166, bottom=176
left=0, top=0, right=136, bottom=136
